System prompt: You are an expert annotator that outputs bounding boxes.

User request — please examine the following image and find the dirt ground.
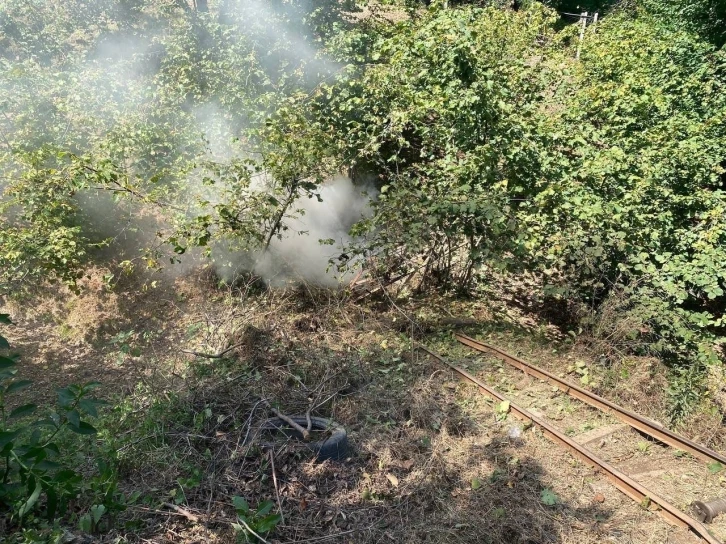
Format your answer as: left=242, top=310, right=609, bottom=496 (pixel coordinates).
left=1, top=264, right=725, bottom=544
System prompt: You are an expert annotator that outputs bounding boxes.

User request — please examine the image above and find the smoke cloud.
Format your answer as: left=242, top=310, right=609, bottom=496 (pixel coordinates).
left=213, top=175, right=374, bottom=287
left=1, top=0, right=369, bottom=287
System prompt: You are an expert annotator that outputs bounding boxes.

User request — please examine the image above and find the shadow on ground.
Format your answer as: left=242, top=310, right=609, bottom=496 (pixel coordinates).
left=103, top=325, right=623, bottom=544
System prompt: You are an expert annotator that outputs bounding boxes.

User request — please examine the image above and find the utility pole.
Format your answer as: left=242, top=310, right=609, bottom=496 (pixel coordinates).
left=576, top=11, right=588, bottom=61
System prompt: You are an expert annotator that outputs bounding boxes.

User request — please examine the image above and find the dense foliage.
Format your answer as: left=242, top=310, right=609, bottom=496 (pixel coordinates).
left=1, top=0, right=725, bottom=418
left=286, top=2, right=726, bottom=403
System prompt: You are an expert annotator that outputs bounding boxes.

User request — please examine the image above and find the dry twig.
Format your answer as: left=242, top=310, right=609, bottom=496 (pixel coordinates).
left=269, top=449, right=286, bottom=525
left=181, top=340, right=247, bottom=359
left=236, top=517, right=271, bottom=544
left=305, top=409, right=312, bottom=434
left=161, top=502, right=199, bottom=523
left=263, top=399, right=310, bottom=440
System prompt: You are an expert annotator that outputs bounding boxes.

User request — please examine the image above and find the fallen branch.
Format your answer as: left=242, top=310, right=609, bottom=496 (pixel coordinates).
left=305, top=409, right=312, bottom=434
left=263, top=400, right=310, bottom=441
left=162, top=502, right=199, bottom=523
left=353, top=270, right=414, bottom=302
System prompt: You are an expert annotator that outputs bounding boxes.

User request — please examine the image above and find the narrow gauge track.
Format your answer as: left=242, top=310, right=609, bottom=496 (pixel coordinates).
left=418, top=344, right=723, bottom=544
left=454, top=333, right=726, bottom=467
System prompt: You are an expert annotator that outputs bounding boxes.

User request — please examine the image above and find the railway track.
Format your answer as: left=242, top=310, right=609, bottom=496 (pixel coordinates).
left=419, top=337, right=726, bottom=544
left=454, top=334, right=726, bottom=467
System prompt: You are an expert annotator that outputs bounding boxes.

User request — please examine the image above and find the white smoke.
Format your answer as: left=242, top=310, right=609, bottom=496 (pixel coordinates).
left=213, top=175, right=374, bottom=287
left=2, top=0, right=370, bottom=287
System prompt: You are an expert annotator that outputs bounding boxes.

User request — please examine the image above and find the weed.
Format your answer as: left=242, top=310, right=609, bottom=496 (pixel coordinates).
left=231, top=496, right=282, bottom=543
left=540, top=488, right=559, bottom=506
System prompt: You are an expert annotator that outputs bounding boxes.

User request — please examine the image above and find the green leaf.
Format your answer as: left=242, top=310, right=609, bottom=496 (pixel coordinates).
left=9, top=403, right=37, bottom=419
left=0, top=430, right=19, bottom=448
left=91, top=504, right=107, bottom=524
left=79, top=513, right=93, bottom=533
left=0, top=356, right=16, bottom=370
left=21, top=446, right=47, bottom=463
left=256, top=513, right=282, bottom=533
left=54, top=470, right=80, bottom=484
left=34, top=417, right=59, bottom=429
left=18, top=479, right=42, bottom=517
left=6, top=379, right=33, bottom=394
left=79, top=399, right=99, bottom=418
left=34, top=460, right=62, bottom=471
left=46, top=487, right=58, bottom=521
left=232, top=496, right=250, bottom=515
left=708, top=462, right=723, bottom=474
left=0, top=314, right=11, bottom=324
left=471, top=477, right=482, bottom=490
left=68, top=421, right=97, bottom=435
left=66, top=409, right=80, bottom=428
left=44, top=442, right=60, bottom=456
left=256, top=500, right=274, bottom=516
left=540, top=488, right=559, bottom=506
left=0, top=336, right=9, bottom=350
left=57, top=387, right=75, bottom=407
left=497, top=400, right=510, bottom=414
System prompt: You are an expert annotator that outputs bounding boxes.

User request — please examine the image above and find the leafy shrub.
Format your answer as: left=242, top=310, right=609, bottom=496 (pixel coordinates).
left=0, top=314, right=111, bottom=531
left=640, top=0, right=726, bottom=47
left=261, top=3, right=726, bottom=415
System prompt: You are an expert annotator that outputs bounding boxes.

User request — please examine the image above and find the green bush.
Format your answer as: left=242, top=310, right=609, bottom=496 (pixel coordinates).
left=0, top=314, right=116, bottom=533
left=263, top=3, right=726, bottom=413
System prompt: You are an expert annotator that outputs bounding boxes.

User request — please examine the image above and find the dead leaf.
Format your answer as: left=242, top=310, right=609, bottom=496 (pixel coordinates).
left=401, top=460, right=414, bottom=470
left=594, top=493, right=605, bottom=503
left=386, top=473, right=399, bottom=487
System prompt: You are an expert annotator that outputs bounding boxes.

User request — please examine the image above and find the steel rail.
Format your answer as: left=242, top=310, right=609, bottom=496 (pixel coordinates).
left=455, top=333, right=726, bottom=467
left=418, top=344, right=722, bottom=544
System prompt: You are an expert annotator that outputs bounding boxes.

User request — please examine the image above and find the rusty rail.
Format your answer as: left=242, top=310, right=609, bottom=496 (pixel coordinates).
left=418, top=344, right=722, bottom=544
left=455, top=333, right=726, bottom=467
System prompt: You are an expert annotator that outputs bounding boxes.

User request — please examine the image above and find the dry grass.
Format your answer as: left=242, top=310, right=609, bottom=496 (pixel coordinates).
left=0, top=265, right=721, bottom=543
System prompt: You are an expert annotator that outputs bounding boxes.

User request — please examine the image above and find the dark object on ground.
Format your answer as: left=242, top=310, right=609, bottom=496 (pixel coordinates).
left=259, top=416, right=348, bottom=461
left=693, top=497, right=726, bottom=523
